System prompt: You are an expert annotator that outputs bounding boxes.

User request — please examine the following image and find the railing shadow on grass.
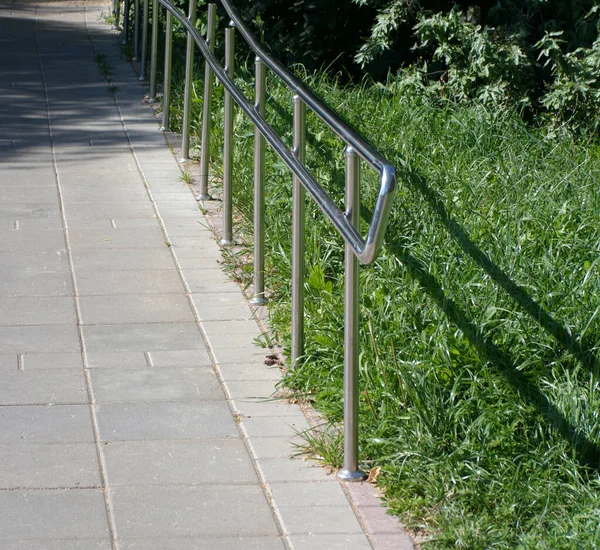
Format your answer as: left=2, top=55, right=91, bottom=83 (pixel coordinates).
left=365, top=166, right=600, bottom=468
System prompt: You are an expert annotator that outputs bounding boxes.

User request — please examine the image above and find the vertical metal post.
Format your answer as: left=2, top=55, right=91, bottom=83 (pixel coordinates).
left=121, top=0, right=130, bottom=44
left=148, top=0, right=158, bottom=100
left=291, top=95, right=306, bottom=366
left=132, top=0, right=140, bottom=60
left=221, top=22, right=235, bottom=245
left=337, top=146, right=366, bottom=483
left=180, top=0, right=197, bottom=162
left=249, top=57, right=266, bottom=305
left=113, top=0, right=120, bottom=29
left=139, top=0, right=149, bottom=80
left=197, top=3, right=216, bottom=199
left=160, top=10, right=173, bottom=131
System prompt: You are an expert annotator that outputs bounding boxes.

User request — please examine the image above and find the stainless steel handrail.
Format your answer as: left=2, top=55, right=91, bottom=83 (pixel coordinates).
left=157, top=0, right=397, bottom=264
left=124, top=0, right=398, bottom=482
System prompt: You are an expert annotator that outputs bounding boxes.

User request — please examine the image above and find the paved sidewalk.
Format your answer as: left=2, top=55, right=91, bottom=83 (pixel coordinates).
left=0, top=1, right=414, bottom=548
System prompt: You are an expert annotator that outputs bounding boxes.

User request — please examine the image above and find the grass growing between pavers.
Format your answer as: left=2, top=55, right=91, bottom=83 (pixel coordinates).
left=149, top=32, right=600, bottom=547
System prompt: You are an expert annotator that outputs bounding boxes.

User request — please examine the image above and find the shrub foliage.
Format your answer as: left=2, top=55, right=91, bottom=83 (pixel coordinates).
left=233, top=0, right=600, bottom=135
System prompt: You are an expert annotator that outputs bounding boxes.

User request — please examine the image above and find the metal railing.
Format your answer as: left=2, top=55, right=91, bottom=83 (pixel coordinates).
left=116, top=0, right=397, bottom=482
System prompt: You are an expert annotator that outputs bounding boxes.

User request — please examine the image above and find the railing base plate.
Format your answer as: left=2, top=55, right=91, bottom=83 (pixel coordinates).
left=337, top=468, right=367, bottom=483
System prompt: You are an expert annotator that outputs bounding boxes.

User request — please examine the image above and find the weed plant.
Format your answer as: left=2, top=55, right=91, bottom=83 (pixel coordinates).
left=163, top=44, right=600, bottom=547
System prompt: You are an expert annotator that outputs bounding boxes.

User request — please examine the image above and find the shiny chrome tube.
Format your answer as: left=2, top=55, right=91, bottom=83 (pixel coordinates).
left=250, top=56, right=267, bottom=305
left=221, top=23, right=235, bottom=245
left=121, top=0, right=130, bottom=44
left=291, top=95, right=305, bottom=367
left=159, top=9, right=173, bottom=131
left=132, top=0, right=140, bottom=60
left=337, top=146, right=366, bottom=483
left=148, top=0, right=159, bottom=99
left=139, top=0, right=149, bottom=80
left=197, top=3, right=216, bottom=199
left=179, top=0, right=196, bottom=162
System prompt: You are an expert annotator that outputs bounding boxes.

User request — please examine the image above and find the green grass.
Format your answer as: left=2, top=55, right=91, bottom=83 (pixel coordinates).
left=161, top=50, right=600, bottom=548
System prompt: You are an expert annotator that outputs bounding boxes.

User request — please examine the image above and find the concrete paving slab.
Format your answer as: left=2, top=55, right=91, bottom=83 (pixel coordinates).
left=0, top=186, right=59, bottom=204
left=201, top=319, right=263, bottom=337
left=85, top=349, right=214, bottom=368
left=225, top=379, right=279, bottom=399
left=269, top=482, right=350, bottom=508
left=103, top=439, right=257, bottom=485
left=68, top=227, right=167, bottom=250
left=79, top=294, right=194, bottom=325
left=161, top=225, right=213, bottom=240
left=0, top=405, right=94, bottom=443
left=248, top=436, right=306, bottom=459
left=0, top=172, right=57, bottom=188
left=85, top=351, right=150, bottom=369
left=104, top=218, right=162, bottom=229
left=0, top=201, right=60, bottom=218
left=117, top=537, right=285, bottom=550
left=153, top=202, right=202, bottom=216
left=217, top=362, right=283, bottom=381
left=178, top=271, right=235, bottom=296
left=0, top=325, right=81, bottom=353
left=0, top=352, right=83, bottom=371
left=290, top=534, right=373, bottom=550
left=147, top=349, right=214, bottom=367
left=0, top=272, right=73, bottom=297
left=211, top=345, right=271, bottom=364
left=257, top=457, right=336, bottom=483
left=58, top=171, right=142, bottom=187
left=3, top=540, right=112, bottom=550
left=151, top=191, right=195, bottom=202
left=0, top=369, right=87, bottom=405
left=0, top=352, right=84, bottom=370
left=0, top=442, right=101, bottom=488
left=235, top=399, right=307, bottom=418
left=89, top=367, right=224, bottom=402
left=0, top=296, right=76, bottom=326
left=72, top=248, right=175, bottom=271
left=95, top=401, right=239, bottom=441
left=171, top=243, right=223, bottom=258
left=110, top=485, right=279, bottom=538
left=76, top=269, right=185, bottom=295
left=278, top=505, right=365, bottom=535
left=0, top=250, right=69, bottom=274
left=60, top=185, right=150, bottom=204
left=169, top=235, right=226, bottom=249
left=242, top=416, right=312, bottom=439
left=0, top=228, right=66, bottom=252
left=63, top=201, right=157, bottom=220
left=0, top=489, right=110, bottom=541
left=369, top=533, right=416, bottom=550
left=82, top=323, right=205, bottom=352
